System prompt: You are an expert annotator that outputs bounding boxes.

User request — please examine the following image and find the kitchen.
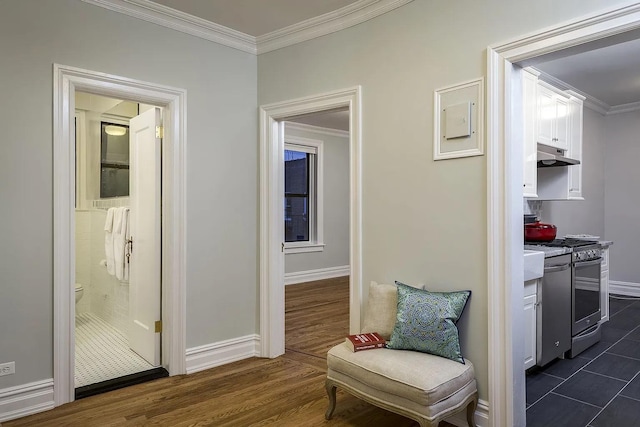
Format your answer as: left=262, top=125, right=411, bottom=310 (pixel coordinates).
left=519, top=35, right=640, bottom=426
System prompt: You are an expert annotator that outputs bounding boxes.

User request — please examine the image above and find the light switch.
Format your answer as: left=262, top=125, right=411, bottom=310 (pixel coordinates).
left=444, top=102, right=471, bottom=139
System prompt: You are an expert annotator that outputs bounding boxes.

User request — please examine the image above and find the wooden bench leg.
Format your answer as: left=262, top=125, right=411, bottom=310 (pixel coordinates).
left=325, top=380, right=337, bottom=420
left=466, top=395, right=478, bottom=427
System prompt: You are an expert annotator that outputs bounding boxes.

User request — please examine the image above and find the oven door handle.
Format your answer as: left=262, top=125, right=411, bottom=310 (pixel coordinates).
left=574, top=258, right=602, bottom=268
left=544, top=263, right=571, bottom=273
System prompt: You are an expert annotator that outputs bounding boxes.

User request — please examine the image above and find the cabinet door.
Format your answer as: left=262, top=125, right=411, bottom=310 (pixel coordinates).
left=524, top=293, right=537, bottom=370
left=601, top=269, right=609, bottom=322
left=554, top=96, right=570, bottom=151
left=567, top=97, right=583, bottom=199
left=523, top=71, right=538, bottom=198
left=601, top=248, right=609, bottom=322
left=537, top=85, right=555, bottom=147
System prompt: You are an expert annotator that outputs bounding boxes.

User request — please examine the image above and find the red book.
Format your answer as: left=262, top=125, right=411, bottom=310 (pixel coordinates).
left=345, top=332, right=386, bottom=352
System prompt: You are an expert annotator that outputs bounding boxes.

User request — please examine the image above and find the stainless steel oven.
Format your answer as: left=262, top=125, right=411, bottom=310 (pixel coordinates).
left=526, top=238, right=604, bottom=361
left=569, top=243, right=603, bottom=357
left=572, top=245, right=603, bottom=334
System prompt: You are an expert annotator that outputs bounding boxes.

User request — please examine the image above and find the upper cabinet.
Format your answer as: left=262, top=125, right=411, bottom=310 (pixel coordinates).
left=537, top=82, right=570, bottom=151
left=537, top=92, right=584, bottom=200
left=522, top=69, right=584, bottom=201
left=522, top=69, right=538, bottom=198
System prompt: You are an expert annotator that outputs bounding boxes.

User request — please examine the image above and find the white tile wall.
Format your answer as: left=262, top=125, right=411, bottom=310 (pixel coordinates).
left=75, top=208, right=130, bottom=334
left=75, top=211, right=91, bottom=315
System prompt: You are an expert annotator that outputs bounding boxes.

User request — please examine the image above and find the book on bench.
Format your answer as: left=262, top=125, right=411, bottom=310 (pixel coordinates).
left=345, top=332, right=386, bottom=352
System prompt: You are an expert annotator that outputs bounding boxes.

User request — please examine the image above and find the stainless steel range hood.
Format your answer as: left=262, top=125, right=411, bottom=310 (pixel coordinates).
left=537, top=145, right=580, bottom=168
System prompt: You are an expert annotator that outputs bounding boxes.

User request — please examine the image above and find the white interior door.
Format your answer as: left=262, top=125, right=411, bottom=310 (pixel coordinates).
left=128, top=107, right=162, bottom=366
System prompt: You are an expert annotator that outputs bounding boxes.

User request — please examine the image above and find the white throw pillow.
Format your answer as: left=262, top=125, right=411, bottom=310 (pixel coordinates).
left=361, top=281, right=398, bottom=340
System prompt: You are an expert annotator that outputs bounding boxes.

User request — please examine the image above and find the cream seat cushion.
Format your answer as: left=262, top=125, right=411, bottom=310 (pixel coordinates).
left=327, top=342, right=475, bottom=407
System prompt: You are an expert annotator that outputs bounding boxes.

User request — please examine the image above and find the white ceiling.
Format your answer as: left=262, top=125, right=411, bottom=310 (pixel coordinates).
left=534, top=36, right=640, bottom=109
left=288, top=109, right=350, bottom=131
left=150, top=0, right=360, bottom=36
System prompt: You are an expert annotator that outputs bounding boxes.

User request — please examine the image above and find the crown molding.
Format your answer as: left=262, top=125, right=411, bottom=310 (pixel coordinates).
left=608, top=100, right=640, bottom=115
left=535, top=68, right=640, bottom=115
left=82, top=0, right=414, bottom=56
left=534, top=69, right=611, bottom=115
left=285, top=121, right=349, bottom=138
left=81, top=0, right=257, bottom=54
left=256, top=0, right=414, bottom=54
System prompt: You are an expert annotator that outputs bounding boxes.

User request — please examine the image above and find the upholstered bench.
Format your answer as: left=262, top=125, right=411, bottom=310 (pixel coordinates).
left=325, top=281, right=478, bottom=427
left=325, top=343, right=477, bottom=426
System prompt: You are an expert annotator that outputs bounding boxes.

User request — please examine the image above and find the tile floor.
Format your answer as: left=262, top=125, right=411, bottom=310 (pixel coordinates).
left=75, top=313, right=154, bottom=388
left=526, top=295, right=640, bottom=427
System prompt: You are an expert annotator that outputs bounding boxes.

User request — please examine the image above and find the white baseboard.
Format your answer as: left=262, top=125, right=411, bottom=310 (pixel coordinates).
left=610, top=281, right=640, bottom=297
left=185, top=335, right=260, bottom=374
left=284, top=265, right=350, bottom=285
left=445, top=399, right=489, bottom=427
left=0, top=379, right=54, bottom=423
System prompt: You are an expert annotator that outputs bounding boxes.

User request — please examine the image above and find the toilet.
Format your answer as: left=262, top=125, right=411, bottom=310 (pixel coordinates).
left=75, top=283, right=84, bottom=303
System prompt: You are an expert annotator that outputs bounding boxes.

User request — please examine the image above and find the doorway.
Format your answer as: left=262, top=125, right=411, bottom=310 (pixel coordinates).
left=53, top=64, right=187, bottom=407
left=282, top=110, right=351, bottom=358
left=486, top=4, right=640, bottom=426
left=73, top=92, right=167, bottom=398
left=259, top=87, right=362, bottom=358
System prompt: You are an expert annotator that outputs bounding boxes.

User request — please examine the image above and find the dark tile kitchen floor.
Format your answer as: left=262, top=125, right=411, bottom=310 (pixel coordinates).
left=527, top=295, right=640, bottom=427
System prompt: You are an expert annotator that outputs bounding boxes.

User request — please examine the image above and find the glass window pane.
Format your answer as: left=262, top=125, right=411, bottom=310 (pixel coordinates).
left=285, top=149, right=310, bottom=242
left=100, top=167, right=130, bottom=198
left=285, top=150, right=308, bottom=196
left=100, top=122, right=130, bottom=198
left=285, top=196, right=309, bottom=242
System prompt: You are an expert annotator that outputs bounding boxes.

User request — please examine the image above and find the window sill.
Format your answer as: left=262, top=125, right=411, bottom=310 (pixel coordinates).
left=285, top=243, right=325, bottom=254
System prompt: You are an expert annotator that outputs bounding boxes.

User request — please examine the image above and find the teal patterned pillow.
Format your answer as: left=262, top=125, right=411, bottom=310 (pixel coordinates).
left=387, top=281, right=471, bottom=364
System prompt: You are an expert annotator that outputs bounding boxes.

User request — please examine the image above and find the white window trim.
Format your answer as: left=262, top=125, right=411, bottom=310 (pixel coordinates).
left=284, top=135, right=324, bottom=254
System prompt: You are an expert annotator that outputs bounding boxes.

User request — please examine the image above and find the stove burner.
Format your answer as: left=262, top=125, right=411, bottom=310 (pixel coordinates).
left=526, top=238, right=596, bottom=248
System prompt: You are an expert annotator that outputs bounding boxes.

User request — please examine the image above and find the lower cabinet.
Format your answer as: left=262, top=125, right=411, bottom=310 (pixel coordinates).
left=601, top=247, right=610, bottom=322
left=524, top=280, right=538, bottom=370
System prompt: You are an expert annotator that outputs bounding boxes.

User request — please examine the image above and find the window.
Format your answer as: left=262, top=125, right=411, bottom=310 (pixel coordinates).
left=100, top=121, right=130, bottom=198
left=284, top=137, right=324, bottom=253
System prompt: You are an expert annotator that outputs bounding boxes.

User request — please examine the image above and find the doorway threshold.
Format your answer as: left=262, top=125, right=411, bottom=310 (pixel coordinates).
left=75, top=367, right=168, bottom=400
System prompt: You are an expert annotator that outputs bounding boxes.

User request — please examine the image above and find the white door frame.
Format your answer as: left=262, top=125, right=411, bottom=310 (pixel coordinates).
left=53, top=64, right=187, bottom=405
left=259, top=87, right=362, bottom=357
left=486, top=4, right=640, bottom=426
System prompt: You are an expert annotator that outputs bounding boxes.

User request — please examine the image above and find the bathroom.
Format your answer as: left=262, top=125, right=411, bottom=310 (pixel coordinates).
left=74, top=92, right=163, bottom=395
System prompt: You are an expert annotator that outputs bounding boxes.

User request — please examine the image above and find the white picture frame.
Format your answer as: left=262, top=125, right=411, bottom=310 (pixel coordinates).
left=434, top=78, right=484, bottom=160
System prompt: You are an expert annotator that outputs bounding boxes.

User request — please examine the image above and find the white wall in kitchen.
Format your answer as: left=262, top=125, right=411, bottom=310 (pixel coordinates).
left=604, top=110, right=640, bottom=285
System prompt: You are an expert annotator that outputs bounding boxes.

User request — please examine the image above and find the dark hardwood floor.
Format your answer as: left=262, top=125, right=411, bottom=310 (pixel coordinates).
left=4, top=277, right=454, bottom=426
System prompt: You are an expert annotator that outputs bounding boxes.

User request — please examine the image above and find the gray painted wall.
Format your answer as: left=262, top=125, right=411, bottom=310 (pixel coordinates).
left=257, top=0, right=631, bottom=400
left=0, top=0, right=632, bottom=407
left=544, top=108, right=606, bottom=237
left=0, top=0, right=257, bottom=389
left=604, top=111, right=640, bottom=283
left=284, top=124, right=350, bottom=274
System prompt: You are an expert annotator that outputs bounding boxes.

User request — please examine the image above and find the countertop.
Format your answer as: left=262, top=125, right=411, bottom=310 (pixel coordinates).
left=524, top=245, right=571, bottom=258
left=525, top=240, right=613, bottom=258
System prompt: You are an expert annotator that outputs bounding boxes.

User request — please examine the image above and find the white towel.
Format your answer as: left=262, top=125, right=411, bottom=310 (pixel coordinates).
left=114, top=207, right=130, bottom=281
left=104, top=208, right=116, bottom=275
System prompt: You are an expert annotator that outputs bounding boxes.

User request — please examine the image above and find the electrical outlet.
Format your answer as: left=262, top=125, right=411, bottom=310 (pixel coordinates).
left=0, top=361, right=15, bottom=376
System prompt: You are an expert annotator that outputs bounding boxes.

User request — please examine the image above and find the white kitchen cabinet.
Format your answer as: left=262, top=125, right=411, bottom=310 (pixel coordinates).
left=537, top=91, right=584, bottom=200
left=524, top=280, right=538, bottom=370
left=522, top=69, right=538, bottom=198
left=601, top=247, right=610, bottom=322
left=537, top=82, right=569, bottom=151
left=566, top=92, right=584, bottom=200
